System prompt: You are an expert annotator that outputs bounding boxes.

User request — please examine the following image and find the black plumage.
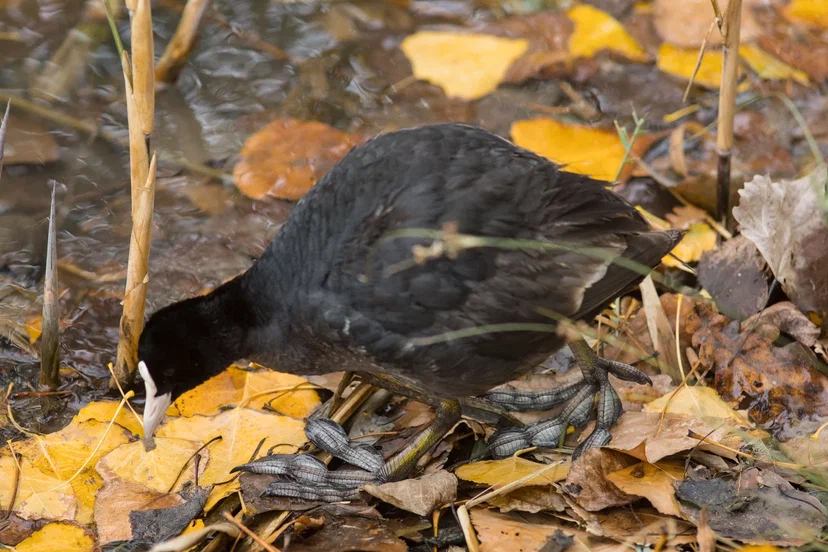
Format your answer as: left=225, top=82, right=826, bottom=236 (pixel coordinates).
left=137, top=124, right=681, bottom=476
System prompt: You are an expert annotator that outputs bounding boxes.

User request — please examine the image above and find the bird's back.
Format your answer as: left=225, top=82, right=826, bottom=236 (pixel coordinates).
left=244, top=124, right=681, bottom=397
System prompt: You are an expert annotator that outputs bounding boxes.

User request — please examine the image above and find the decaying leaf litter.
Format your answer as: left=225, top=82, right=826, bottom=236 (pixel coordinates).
left=1, top=0, right=827, bottom=550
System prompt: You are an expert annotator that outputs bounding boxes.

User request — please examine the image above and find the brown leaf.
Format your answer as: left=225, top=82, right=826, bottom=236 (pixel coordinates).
left=363, top=470, right=457, bottom=516
left=743, top=301, right=820, bottom=347
left=1, top=115, right=60, bottom=165
left=93, top=478, right=184, bottom=544
left=698, top=235, right=771, bottom=321
left=606, top=461, right=685, bottom=517
left=233, top=119, right=364, bottom=201
left=485, top=485, right=568, bottom=514
left=563, top=449, right=638, bottom=511
left=653, top=0, right=760, bottom=48
left=285, top=514, right=407, bottom=552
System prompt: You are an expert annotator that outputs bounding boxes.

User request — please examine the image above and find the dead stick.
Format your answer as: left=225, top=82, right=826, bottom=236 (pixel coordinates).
left=40, top=182, right=60, bottom=389
left=715, top=0, right=742, bottom=227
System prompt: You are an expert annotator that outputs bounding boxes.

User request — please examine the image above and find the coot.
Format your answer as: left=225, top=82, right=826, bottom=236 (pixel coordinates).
left=137, top=123, right=681, bottom=500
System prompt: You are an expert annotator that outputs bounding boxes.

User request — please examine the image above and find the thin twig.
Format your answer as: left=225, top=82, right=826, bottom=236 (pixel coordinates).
left=222, top=512, right=281, bottom=552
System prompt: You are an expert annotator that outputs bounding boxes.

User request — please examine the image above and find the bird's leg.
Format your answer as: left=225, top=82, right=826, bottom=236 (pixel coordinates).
left=484, top=337, right=652, bottom=459
left=233, top=388, right=462, bottom=501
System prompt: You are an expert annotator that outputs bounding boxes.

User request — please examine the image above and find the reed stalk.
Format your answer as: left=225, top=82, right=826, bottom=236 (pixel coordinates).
left=715, top=0, right=742, bottom=227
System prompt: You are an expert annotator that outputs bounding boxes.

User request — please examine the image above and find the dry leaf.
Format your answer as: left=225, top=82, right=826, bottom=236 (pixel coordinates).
left=0, top=455, right=77, bottom=521
left=567, top=4, right=647, bottom=62
left=739, top=44, right=810, bottom=85
left=563, top=449, right=638, bottom=511
left=168, top=365, right=320, bottom=419
left=644, top=386, right=749, bottom=423
left=657, top=44, right=724, bottom=88
left=363, top=470, right=456, bottom=516
left=606, top=461, right=685, bottom=517
left=782, top=0, right=828, bottom=28
left=400, top=31, right=528, bottom=100
left=665, top=223, right=717, bottom=267
left=485, top=485, right=568, bottom=513
left=698, top=235, right=771, bottom=320
left=743, top=301, right=820, bottom=347
left=653, top=0, right=760, bottom=48
left=733, top=166, right=828, bottom=323
left=511, top=118, right=654, bottom=181
left=233, top=119, right=363, bottom=201
left=157, top=408, right=307, bottom=510
left=94, top=478, right=184, bottom=544
left=96, top=437, right=206, bottom=494
left=13, top=522, right=94, bottom=552
left=73, top=400, right=144, bottom=436
left=455, top=456, right=569, bottom=489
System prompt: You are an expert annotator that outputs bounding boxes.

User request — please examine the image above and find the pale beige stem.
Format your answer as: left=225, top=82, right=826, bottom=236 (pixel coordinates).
left=715, top=0, right=742, bottom=225
left=155, top=0, right=212, bottom=83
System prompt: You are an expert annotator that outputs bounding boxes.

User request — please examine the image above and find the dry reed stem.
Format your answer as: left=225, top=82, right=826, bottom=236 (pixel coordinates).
left=114, top=154, right=157, bottom=386
left=40, top=182, right=60, bottom=389
left=132, top=0, right=155, bottom=135
left=121, top=51, right=148, bottom=215
left=0, top=100, right=9, bottom=185
left=715, top=0, right=742, bottom=225
left=155, top=0, right=212, bottom=83
left=640, top=275, right=683, bottom=384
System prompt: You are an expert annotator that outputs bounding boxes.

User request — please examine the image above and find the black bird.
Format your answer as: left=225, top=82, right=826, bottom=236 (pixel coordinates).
left=138, top=123, right=682, bottom=500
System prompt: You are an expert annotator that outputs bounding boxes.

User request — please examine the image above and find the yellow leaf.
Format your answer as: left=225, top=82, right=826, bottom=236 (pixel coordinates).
left=400, top=31, right=528, bottom=100
left=10, top=420, right=132, bottom=524
left=14, top=521, right=94, bottom=552
left=644, top=386, right=747, bottom=422
left=567, top=5, right=647, bottom=62
left=662, top=222, right=717, bottom=266
left=25, top=315, right=43, bottom=344
left=739, top=44, right=810, bottom=86
left=783, top=0, right=828, bottom=29
left=74, top=400, right=144, bottom=437
left=741, top=546, right=783, bottom=552
left=157, top=408, right=307, bottom=510
left=0, top=455, right=77, bottom=521
left=96, top=437, right=205, bottom=494
left=657, top=44, right=723, bottom=88
left=455, top=456, right=569, bottom=489
left=168, top=365, right=320, bottom=419
left=511, top=118, right=628, bottom=181
left=606, top=461, right=684, bottom=517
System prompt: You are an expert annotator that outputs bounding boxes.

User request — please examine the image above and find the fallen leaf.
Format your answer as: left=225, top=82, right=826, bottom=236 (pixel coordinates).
left=733, top=166, right=828, bottom=323
left=96, top=437, right=206, bottom=494
left=130, top=486, right=209, bottom=545
left=644, top=386, right=748, bottom=423
left=657, top=44, right=723, bottom=88
left=13, top=522, right=94, bottom=552
left=400, top=31, right=528, bottom=100
left=73, top=400, right=144, bottom=436
left=9, top=420, right=131, bottom=524
left=665, top=223, right=717, bottom=267
left=0, top=455, right=77, bottom=521
left=363, top=470, right=456, bottom=516
left=780, top=429, right=828, bottom=482
left=94, top=478, right=184, bottom=544
left=511, top=118, right=655, bottom=181
left=157, top=408, right=307, bottom=510
left=782, top=0, right=828, bottom=29
left=603, top=411, right=745, bottom=463
left=676, top=470, right=827, bottom=545
left=664, top=204, right=708, bottom=229
left=563, top=449, right=638, bottom=511
left=168, top=365, right=320, bottom=419
left=606, top=461, right=685, bottom=517
left=566, top=4, right=647, bottom=61
left=455, top=456, right=569, bottom=489
left=654, top=0, right=760, bottom=48
left=24, top=315, right=42, bottom=344
left=698, top=235, right=771, bottom=320
left=739, top=44, right=810, bottom=85
left=485, top=485, right=568, bottom=513
left=743, top=301, right=820, bottom=347
left=757, top=25, right=828, bottom=81
left=233, top=119, right=363, bottom=201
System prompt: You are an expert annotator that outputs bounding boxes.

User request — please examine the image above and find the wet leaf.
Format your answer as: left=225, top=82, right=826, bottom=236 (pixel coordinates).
left=73, top=400, right=144, bottom=436
left=400, top=31, right=528, bottom=100
left=96, top=437, right=206, bottom=494
left=130, top=486, right=209, bottom=545
left=698, top=235, right=771, bottom=320
left=13, top=522, right=94, bottom=552
left=0, top=455, right=77, bottom=521
left=606, top=461, right=685, bottom=517
left=233, top=119, right=363, bottom=201
left=644, top=386, right=748, bottom=423
left=566, top=4, right=647, bottom=62
left=363, top=470, right=456, bottom=516
left=1, top=115, right=60, bottom=166
left=657, top=44, right=723, bottom=88
left=739, top=44, right=810, bottom=85
left=485, top=485, right=568, bottom=513
left=733, top=166, right=828, bottom=323
left=563, top=449, right=638, bottom=511
left=168, top=365, right=320, bottom=419
left=157, top=408, right=307, bottom=510
left=94, top=478, right=184, bottom=544
left=782, top=0, right=828, bottom=29
left=676, top=470, right=827, bottom=545
left=511, top=118, right=654, bottom=181
left=455, top=456, right=569, bottom=489
left=10, top=420, right=132, bottom=524
left=743, top=302, right=820, bottom=347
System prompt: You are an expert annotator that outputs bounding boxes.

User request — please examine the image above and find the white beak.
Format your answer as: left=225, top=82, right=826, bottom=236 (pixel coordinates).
left=138, top=361, right=171, bottom=449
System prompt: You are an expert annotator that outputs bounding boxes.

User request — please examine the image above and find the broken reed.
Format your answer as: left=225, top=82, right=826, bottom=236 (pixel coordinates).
left=113, top=0, right=157, bottom=388
left=40, top=182, right=61, bottom=389
left=155, top=0, right=212, bottom=83
left=715, top=0, right=742, bottom=227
